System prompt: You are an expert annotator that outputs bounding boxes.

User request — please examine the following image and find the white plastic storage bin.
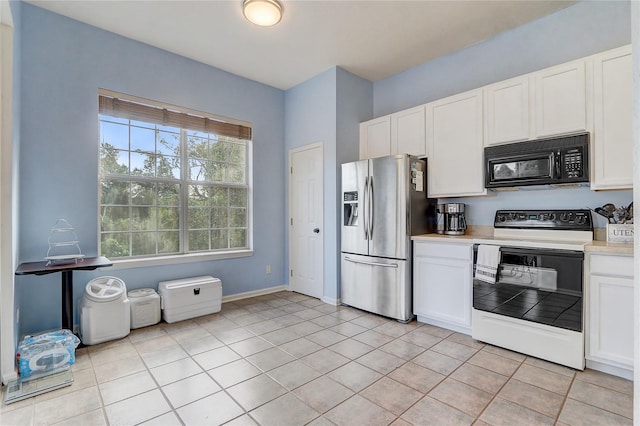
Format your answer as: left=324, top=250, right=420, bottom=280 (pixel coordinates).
left=128, top=288, right=161, bottom=329
left=158, top=276, right=222, bottom=323
left=78, top=276, right=130, bottom=345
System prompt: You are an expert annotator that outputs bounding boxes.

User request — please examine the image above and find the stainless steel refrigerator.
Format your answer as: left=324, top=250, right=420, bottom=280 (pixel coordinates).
left=340, top=154, right=436, bottom=322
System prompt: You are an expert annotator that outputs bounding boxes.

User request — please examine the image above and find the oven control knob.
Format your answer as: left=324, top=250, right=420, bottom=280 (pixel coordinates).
left=549, top=213, right=556, bottom=221
left=576, top=215, right=586, bottom=225
left=497, top=214, right=507, bottom=222
left=559, top=212, right=568, bottom=222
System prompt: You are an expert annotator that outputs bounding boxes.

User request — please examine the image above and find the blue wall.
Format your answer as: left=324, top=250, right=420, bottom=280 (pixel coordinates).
left=284, top=68, right=338, bottom=300
left=17, top=3, right=286, bottom=334
left=284, top=67, right=371, bottom=300
left=372, top=1, right=633, bottom=226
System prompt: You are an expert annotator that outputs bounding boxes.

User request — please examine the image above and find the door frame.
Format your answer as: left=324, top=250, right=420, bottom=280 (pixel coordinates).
left=288, top=142, right=324, bottom=299
left=0, top=1, right=16, bottom=384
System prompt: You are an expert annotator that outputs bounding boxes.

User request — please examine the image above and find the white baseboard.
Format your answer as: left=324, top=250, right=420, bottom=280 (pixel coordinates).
left=417, top=315, right=472, bottom=336
left=586, top=359, right=633, bottom=380
left=322, top=296, right=340, bottom=306
left=222, top=285, right=289, bottom=303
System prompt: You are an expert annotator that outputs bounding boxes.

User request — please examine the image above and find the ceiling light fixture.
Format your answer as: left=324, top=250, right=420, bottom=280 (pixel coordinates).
left=243, top=0, right=283, bottom=27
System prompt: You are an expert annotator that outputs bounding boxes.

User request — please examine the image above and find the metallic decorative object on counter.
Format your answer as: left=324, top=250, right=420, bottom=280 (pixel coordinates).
left=592, top=202, right=633, bottom=224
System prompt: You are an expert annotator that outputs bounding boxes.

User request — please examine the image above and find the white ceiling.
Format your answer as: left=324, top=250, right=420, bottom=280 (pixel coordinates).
left=27, top=0, right=576, bottom=90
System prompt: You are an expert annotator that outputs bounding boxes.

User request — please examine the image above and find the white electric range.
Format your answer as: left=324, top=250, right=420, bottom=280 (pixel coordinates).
left=471, top=209, right=593, bottom=370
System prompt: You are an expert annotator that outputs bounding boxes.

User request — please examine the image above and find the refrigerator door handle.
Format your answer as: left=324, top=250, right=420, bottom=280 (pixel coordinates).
left=343, top=256, right=399, bottom=268
left=368, top=176, right=374, bottom=238
left=363, top=176, right=369, bottom=240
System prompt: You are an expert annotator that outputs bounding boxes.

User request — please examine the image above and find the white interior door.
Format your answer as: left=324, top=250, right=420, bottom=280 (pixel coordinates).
left=289, top=143, right=324, bottom=299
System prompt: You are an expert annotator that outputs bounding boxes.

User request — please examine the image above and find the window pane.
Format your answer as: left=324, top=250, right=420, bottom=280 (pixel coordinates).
left=158, top=183, right=180, bottom=206
left=229, top=208, right=246, bottom=227
left=209, top=162, right=226, bottom=182
left=132, top=206, right=155, bottom=230
left=188, top=136, right=208, bottom=159
left=211, top=208, right=228, bottom=228
left=100, top=207, right=130, bottom=231
left=188, top=207, right=209, bottom=229
left=157, top=130, right=180, bottom=155
left=131, top=151, right=155, bottom=176
left=101, top=181, right=130, bottom=205
left=158, top=231, right=180, bottom=254
left=132, top=232, right=157, bottom=256
left=229, top=142, right=245, bottom=164
left=209, top=141, right=228, bottom=162
left=229, top=188, right=247, bottom=207
left=210, top=187, right=228, bottom=206
left=130, top=126, right=155, bottom=153
left=188, top=185, right=208, bottom=207
left=189, top=230, right=210, bottom=251
left=230, top=229, right=246, bottom=248
left=131, top=182, right=156, bottom=206
left=101, top=233, right=130, bottom=258
left=100, top=146, right=130, bottom=176
left=156, top=155, right=180, bottom=178
left=100, top=121, right=129, bottom=150
left=228, top=163, right=245, bottom=184
left=158, top=207, right=179, bottom=230
left=189, top=158, right=207, bottom=181
left=211, top=229, right=229, bottom=250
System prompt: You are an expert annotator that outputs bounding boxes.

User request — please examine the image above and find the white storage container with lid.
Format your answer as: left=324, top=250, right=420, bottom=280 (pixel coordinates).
left=158, top=276, right=222, bottom=323
left=128, top=288, right=161, bottom=329
left=78, top=276, right=130, bottom=345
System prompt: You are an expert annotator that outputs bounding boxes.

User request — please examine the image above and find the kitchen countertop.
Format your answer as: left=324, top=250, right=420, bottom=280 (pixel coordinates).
left=584, top=240, right=633, bottom=255
left=413, top=227, right=633, bottom=255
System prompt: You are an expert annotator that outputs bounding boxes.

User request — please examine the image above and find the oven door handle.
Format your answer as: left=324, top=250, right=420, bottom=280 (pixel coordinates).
left=497, top=246, right=584, bottom=259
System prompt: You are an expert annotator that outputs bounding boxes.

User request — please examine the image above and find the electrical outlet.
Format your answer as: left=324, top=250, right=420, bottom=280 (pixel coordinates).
left=266, top=264, right=272, bottom=274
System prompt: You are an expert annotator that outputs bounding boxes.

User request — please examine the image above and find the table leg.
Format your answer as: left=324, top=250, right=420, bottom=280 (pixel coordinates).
left=61, top=270, right=73, bottom=331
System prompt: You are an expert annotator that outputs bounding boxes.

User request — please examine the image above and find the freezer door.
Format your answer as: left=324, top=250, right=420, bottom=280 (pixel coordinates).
left=369, top=155, right=408, bottom=259
left=341, top=253, right=411, bottom=321
left=341, top=160, right=369, bottom=255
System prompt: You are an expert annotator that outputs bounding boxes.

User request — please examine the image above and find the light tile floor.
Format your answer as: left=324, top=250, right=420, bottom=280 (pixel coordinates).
left=0, top=291, right=633, bottom=426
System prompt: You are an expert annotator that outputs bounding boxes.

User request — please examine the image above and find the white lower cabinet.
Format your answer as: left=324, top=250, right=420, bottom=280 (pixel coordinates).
left=413, top=241, right=473, bottom=334
left=586, top=253, right=633, bottom=379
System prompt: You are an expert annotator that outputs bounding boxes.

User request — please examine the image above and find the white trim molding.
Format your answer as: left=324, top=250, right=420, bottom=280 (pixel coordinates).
left=0, top=1, right=17, bottom=385
left=221, top=285, right=289, bottom=303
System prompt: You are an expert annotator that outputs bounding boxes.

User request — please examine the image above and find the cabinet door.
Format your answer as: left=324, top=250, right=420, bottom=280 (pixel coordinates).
left=413, top=255, right=472, bottom=328
left=534, top=60, right=588, bottom=137
left=591, top=45, right=632, bottom=190
left=426, top=89, right=486, bottom=197
left=359, top=116, right=391, bottom=159
left=391, top=105, right=426, bottom=157
left=588, top=274, right=633, bottom=368
left=484, top=76, right=532, bottom=146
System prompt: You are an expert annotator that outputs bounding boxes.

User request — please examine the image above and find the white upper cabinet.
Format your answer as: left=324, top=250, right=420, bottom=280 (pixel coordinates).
left=484, top=76, right=533, bottom=146
left=360, top=105, right=426, bottom=160
left=534, top=60, right=589, bottom=138
left=426, top=89, right=486, bottom=198
left=359, top=116, right=391, bottom=159
left=391, top=105, right=426, bottom=157
left=591, top=45, right=632, bottom=190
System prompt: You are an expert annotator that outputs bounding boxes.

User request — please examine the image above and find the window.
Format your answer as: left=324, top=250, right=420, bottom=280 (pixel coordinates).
left=98, top=91, right=252, bottom=260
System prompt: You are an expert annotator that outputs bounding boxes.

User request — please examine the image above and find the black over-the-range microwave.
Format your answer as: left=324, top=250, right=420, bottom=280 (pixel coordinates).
left=484, top=133, right=589, bottom=189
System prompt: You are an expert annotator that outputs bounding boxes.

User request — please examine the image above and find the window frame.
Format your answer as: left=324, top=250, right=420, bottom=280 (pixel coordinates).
left=97, top=89, right=254, bottom=268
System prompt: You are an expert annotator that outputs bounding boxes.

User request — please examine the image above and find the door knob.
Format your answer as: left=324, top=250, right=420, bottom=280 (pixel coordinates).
left=313, top=228, right=320, bottom=234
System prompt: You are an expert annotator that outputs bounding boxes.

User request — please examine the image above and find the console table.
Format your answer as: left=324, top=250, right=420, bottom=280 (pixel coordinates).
left=16, top=257, right=113, bottom=331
